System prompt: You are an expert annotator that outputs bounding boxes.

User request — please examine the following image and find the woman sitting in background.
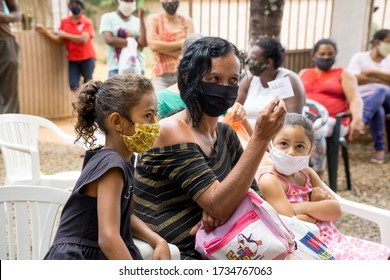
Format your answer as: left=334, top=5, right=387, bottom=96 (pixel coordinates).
left=299, top=39, right=364, bottom=177
left=237, top=38, right=306, bottom=128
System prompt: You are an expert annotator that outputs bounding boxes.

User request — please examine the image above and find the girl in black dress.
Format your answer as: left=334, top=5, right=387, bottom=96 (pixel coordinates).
left=45, top=74, right=170, bottom=260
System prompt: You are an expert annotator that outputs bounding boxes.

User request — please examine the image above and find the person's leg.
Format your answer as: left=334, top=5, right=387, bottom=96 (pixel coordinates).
left=381, top=88, right=390, bottom=114
left=368, top=107, right=385, bottom=163
left=362, top=88, right=386, bottom=124
left=0, top=39, right=20, bottom=114
left=80, top=58, right=95, bottom=85
left=68, top=61, right=81, bottom=91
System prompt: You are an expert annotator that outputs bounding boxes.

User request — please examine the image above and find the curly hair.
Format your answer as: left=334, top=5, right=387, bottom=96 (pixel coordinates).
left=177, top=36, right=244, bottom=127
left=73, top=74, right=154, bottom=149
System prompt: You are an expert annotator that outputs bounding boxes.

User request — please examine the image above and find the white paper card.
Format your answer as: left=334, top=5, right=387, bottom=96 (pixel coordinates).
left=267, top=77, right=294, bottom=99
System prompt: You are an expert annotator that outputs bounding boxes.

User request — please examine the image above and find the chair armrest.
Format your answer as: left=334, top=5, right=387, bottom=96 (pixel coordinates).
left=0, top=139, right=38, bottom=155
left=0, top=139, right=41, bottom=182
left=133, top=238, right=181, bottom=260
left=322, top=183, right=390, bottom=247
left=337, top=197, right=390, bottom=247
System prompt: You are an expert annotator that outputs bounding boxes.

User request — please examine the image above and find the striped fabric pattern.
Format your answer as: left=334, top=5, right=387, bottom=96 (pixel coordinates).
left=134, top=122, right=259, bottom=259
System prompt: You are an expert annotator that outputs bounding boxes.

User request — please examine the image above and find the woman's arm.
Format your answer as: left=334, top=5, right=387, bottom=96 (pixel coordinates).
left=0, top=0, right=21, bottom=23
left=97, top=168, right=133, bottom=259
left=197, top=100, right=286, bottom=220
left=35, top=24, right=63, bottom=44
left=58, top=30, right=90, bottom=44
left=284, top=72, right=306, bottom=113
left=236, top=74, right=252, bottom=104
left=341, top=69, right=364, bottom=140
left=146, top=14, right=183, bottom=55
left=137, top=8, right=147, bottom=48
left=360, top=69, right=390, bottom=86
left=102, top=30, right=127, bottom=48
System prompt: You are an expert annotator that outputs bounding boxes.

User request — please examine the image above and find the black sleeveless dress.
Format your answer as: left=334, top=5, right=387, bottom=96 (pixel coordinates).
left=44, top=147, right=142, bottom=260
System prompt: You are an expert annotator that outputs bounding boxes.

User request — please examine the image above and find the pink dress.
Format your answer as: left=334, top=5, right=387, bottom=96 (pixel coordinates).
left=260, top=171, right=390, bottom=260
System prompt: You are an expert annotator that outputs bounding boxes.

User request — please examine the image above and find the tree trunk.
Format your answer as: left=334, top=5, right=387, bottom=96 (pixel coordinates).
left=249, top=0, right=285, bottom=45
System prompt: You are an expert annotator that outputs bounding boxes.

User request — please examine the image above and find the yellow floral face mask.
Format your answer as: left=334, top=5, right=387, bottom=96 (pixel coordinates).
left=121, top=123, right=160, bottom=153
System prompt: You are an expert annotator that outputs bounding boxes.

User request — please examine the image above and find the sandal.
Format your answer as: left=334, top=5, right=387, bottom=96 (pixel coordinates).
left=370, top=157, right=385, bottom=164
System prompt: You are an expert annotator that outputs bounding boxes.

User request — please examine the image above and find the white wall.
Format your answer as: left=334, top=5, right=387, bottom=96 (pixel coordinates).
left=330, top=0, right=372, bottom=67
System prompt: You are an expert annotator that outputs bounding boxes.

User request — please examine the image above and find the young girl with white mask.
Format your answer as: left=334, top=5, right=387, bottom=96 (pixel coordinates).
left=258, top=113, right=390, bottom=260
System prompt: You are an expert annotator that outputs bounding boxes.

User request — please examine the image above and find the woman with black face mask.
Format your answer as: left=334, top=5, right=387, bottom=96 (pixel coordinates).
left=133, top=37, right=286, bottom=259
left=299, top=38, right=364, bottom=177
left=35, top=0, right=96, bottom=91
left=146, top=0, right=194, bottom=92
left=237, top=38, right=306, bottom=128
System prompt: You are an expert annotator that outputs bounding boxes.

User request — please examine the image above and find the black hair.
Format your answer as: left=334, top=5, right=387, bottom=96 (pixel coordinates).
left=177, top=36, right=244, bottom=127
left=254, top=38, right=285, bottom=68
left=73, top=74, right=154, bottom=149
left=284, top=113, right=315, bottom=145
left=69, top=0, right=85, bottom=9
left=312, top=38, right=338, bottom=55
left=371, top=29, right=390, bottom=45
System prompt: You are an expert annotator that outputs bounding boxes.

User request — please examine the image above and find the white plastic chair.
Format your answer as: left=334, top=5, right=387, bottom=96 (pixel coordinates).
left=0, top=185, right=71, bottom=260
left=0, top=114, right=81, bottom=190
left=0, top=185, right=181, bottom=260
left=256, top=166, right=390, bottom=247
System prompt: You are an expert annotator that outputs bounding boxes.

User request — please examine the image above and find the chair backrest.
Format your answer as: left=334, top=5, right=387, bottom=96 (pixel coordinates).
left=0, top=185, right=70, bottom=260
left=0, top=114, right=75, bottom=185
left=303, top=99, right=329, bottom=130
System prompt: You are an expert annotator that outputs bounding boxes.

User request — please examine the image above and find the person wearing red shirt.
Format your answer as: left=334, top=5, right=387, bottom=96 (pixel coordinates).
left=299, top=39, right=364, bottom=176
left=35, top=0, right=96, bottom=91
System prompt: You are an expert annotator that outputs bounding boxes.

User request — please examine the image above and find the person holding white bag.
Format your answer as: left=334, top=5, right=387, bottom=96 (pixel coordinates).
left=258, top=113, right=390, bottom=260
left=100, top=0, right=146, bottom=77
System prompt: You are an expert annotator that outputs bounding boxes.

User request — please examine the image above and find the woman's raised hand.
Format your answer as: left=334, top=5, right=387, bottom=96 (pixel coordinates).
left=253, top=97, right=286, bottom=142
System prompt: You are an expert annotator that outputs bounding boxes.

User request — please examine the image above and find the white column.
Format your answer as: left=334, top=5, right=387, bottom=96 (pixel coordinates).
left=330, top=0, right=372, bottom=67
left=51, top=0, right=69, bottom=32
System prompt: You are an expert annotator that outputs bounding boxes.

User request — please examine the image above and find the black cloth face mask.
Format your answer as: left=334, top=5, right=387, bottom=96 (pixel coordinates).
left=197, top=81, right=238, bottom=117
left=314, top=57, right=335, bottom=71
left=162, top=0, right=179, bottom=15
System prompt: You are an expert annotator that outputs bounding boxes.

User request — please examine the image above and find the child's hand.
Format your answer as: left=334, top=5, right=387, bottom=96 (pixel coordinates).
left=152, top=238, right=171, bottom=260
left=310, top=187, right=331, bottom=202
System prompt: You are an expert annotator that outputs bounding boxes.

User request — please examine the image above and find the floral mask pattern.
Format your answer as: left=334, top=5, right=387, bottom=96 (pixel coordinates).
left=122, top=123, right=160, bottom=153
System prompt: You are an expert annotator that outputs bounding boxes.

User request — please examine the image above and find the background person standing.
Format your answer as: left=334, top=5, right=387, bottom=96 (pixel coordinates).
left=99, top=0, right=147, bottom=78
left=35, top=0, right=96, bottom=91
left=0, top=0, right=21, bottom=114
left=146, top=0, right=194, bottom=92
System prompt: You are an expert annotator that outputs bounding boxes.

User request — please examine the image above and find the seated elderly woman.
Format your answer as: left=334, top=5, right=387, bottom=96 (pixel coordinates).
left=299, top=38, right=364, bottom=177
left=133, top=36, right=286, bottom=259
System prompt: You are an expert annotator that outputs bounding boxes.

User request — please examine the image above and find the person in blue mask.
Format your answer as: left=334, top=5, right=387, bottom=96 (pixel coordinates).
left=133, top=36, right=286, bottom=259
left=35, top=0, right=96, bottom=91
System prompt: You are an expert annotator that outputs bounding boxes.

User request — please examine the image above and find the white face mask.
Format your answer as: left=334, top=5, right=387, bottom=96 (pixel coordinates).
left=268, top=143, right=310, bottom=176
left=378, top=41, right=390, bottom=57
left=118, top=1, right=136, bottom=17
